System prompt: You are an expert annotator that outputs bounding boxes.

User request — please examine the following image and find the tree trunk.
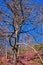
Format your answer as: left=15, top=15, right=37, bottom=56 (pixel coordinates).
left=12, top=30, right=19, bottom=65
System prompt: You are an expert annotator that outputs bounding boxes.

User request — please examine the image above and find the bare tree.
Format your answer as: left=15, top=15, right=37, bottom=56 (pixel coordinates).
left=0, top=43, right=6, bottom=56
left=0, top=0, right=43, bottom=64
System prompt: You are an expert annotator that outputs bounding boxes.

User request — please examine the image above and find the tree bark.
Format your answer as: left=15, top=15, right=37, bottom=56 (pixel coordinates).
left=12, top=30, right=19, bottom=65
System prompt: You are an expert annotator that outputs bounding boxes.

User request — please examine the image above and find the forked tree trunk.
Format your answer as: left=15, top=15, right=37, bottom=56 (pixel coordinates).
left=12, top=30, right=19, bottom=65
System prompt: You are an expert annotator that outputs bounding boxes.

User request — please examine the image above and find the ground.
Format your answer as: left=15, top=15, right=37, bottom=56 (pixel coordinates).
left=0, top=51, right=43, bottom=65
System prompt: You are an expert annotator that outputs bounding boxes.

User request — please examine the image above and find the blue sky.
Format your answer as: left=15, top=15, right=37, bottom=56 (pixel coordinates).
left=0, top=0, right=43, bottom=45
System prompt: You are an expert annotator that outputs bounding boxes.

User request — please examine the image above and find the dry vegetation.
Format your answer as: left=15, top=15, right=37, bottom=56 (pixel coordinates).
left=0, top=44, right=43, bottom=65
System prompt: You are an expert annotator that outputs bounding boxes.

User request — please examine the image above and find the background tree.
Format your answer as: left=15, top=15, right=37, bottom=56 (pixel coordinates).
left=0, top=43, right=6, bottom=56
